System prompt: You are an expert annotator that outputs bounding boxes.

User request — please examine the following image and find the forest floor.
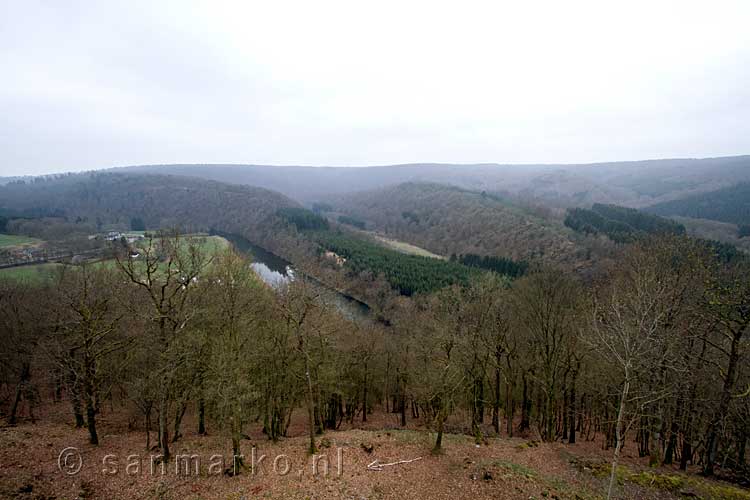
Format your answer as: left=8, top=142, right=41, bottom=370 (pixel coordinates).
left=1, top=403, right=748, bottom=500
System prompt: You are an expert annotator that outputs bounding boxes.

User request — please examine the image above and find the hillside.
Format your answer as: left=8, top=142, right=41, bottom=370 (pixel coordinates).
left=117, top=155, right=750, bottom=207
left=564, top=203, right=686, bottom=243
left=0, top=173, right=300, bottom=245
left=644, top=182, right=750, bottom=226
left=327, top=182, right=587, bottom=267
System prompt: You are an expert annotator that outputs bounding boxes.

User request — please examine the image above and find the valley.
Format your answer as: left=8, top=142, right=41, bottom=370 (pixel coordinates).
left=3, top=4, right=749, bottom=498
left=1, top=162, right=749, bottom=500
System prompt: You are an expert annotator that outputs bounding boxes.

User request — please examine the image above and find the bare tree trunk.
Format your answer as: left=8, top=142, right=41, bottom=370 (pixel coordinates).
left=704, top=330, right=742, bottom=476
left=520, top=371, right=531, bottom=431
left=434, top=406, right=445, bottom=452
left=10, top=363, right=31, bottom=426
left=230, top=410, right=243, bottom=474
left=172, top=401, right=187, bottom=442
left=568, top=379, right=577, bottom=444
left=304, top=360, right=317, bottom=454
left=737, top=432, right=747, bottom=468
left=66, top=360, right=85, bottom=428
left=608, top=379, right=630, bottom=500
left=492, top=366, right=501, bottom=434
left=384, top=354, right=390, bottom=414
left=505, top=378, right=514, bottom=437
left=664, top=398, right=682, bottom=464
left=198, top=397, right=206, bottom=435
left=362, top=361, right=368, bottom=423
left=145, top=407, right=152, bottom=450
left=400, top=387, right=407, bottom=427
left=681, top=335, right=707, bottom=470
left=83, top=358, right=98, bottom=445
left=158, top=388, right=170, bottom=461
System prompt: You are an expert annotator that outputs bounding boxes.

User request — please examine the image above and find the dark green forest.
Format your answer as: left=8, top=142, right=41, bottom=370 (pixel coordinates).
left=313, top=230, right=477, bottom=295
left=277, top=207, right=330, bottom=231
left=337, top=214, right=366, bottom=229
left=565, top=203, right=686, bottom=243
left=645, top=182, right=750, bottom=226
left=452, top=253, right=528, bottom=278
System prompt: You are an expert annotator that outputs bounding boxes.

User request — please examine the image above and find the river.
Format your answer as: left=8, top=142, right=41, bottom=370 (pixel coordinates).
left=219, top=233, right=372, bottom=323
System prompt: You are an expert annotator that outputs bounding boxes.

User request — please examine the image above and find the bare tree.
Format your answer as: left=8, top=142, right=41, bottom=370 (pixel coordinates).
left=587, top=248, right=684, bottom=499
left=115, top=231, right=209, bottom=461
left=702, top=259, right=750, bottom=476
left=202, top=248, right=269, bottom=473
left=0, top=281, right=42, bottom=425
left=279, top=279, right=323, bottom=454
left=512, top=268, right=581, bottom=442
left=49, top=264, right=128, bottom=445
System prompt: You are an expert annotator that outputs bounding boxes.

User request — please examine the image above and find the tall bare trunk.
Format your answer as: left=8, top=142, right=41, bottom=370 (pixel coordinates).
left=608, top=379, right=630, bottom=500
left=10, top=363, right=31, bottom=426
left=159, top=387, right=170, bottom=461
left=362, top=361, right=368, bottom=423
left=145, top=407, right=151, bottom=450
left=83, top=360, right=98, bottom=445
left=172, top=402, right=187, bottom=442
left=434, top=408, right=445, bottom=452
left=198, top=397, right=206, bottom=435
left=704, top=330, right=742, bottom=476
left=492, top=366, right=501, bottom=434
left=304, top=359, right=317, bottom=454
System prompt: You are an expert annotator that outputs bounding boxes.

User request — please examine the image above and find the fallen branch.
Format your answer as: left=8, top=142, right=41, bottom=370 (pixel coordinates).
left=367, top=457, right=423, bottom=471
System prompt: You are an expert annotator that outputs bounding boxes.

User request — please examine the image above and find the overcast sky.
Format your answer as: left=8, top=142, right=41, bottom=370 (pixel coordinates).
left=2, top=1, right=749, bottom=176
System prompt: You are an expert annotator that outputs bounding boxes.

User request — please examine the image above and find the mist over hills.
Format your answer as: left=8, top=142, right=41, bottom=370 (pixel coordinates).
left=2, top=155, right=749, bottom=255
left=645, top=182, right=750, bottom=226
left=114, top=155, right=750, bottom=207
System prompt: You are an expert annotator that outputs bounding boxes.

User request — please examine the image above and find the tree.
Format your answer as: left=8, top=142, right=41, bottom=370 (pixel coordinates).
left=512, top=268, right=581, bottom=442
left=702, top=259, right=750, bottom=476
left=279, top=279, right=324, bottom=454
left=202, top=248, right=268, bottom=473
left=0, top=281, right=42, bottom=425
left=587, top=245, right=687, bottom=499
left=115, top=232, right=210, bottom=461
left=411, top=291, right=466, bottom=452
left=49, top=264, right=128, bottom=445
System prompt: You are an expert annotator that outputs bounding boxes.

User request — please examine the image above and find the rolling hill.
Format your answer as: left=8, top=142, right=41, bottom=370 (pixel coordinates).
left=326, top=182, right=588, bottom=267
left=0, top=173, right=300, bottom=246
left=116, top=155, right=750, bottom=208
left=644, top=182, right=750, bottom=226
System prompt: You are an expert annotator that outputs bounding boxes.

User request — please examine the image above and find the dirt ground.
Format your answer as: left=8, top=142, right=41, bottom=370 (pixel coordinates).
left=1, top=401, right=748, bottom=500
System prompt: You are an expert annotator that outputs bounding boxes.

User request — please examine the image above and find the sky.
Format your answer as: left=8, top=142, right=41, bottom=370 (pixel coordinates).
left=1, top=0, right=749, bottom=176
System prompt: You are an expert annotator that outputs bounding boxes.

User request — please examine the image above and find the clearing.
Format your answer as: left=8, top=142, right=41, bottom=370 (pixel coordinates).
left=0, top=234, right=41, bottom=248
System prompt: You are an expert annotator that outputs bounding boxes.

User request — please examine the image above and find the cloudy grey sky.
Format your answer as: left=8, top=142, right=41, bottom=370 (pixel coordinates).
left=2, top=0, right=749, bottom=176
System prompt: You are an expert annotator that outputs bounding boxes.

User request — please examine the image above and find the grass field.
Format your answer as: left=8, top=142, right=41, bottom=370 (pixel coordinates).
left=372, top=233, right=445, bottom=259
left=0, top=263, right=62, bottom=284
left=0, top=235, right=232, bottom=285
left=0, top=233, right=41, bottom=248
left=348, top=229, right=445, bottom=259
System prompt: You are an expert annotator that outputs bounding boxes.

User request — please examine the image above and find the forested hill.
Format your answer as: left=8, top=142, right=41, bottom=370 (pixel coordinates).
left=327, top=182, right=586, bottom=267
left=0, top=173, right=300, bottom=240
left=117, top=155, right=750, bottom=206
left=644, top=182, right=750, bottom=226
left=564, top=203, right=686, bottom=243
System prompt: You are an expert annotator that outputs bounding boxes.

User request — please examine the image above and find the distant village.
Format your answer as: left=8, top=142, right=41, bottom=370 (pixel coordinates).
left=0, top=230, right=145, bottom=268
